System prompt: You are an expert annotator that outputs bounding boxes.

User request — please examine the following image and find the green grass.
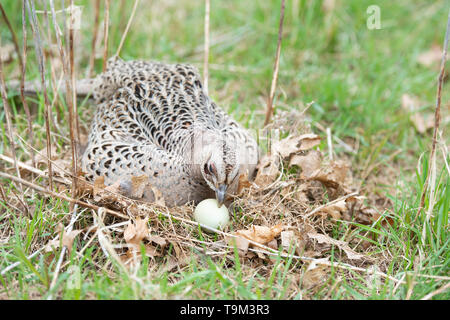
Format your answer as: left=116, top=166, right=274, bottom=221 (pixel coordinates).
left=0, top=0, right=449, bottom=299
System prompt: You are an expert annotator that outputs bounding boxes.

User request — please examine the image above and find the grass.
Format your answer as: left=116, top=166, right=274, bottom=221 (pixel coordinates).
left=0, top=0, right=449, bottom=300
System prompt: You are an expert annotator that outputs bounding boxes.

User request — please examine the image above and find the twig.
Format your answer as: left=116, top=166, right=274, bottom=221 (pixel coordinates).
left=7, top=77, right=95, bottom=98
left=0, top=171, right=128, bottom=220
left=26, top=0, right=54, bottom=190
left=102, top=0, right=110, bottom=72
left=20, top=0, right=36, bottom=170
left=0, top=153, right=69, bottom=185
left=49, top=0, right=79, bottom=204
left=0, top=248, right=43, bottom=276
left=88, top=0, right=101, bottom=77
left=416, top=10, right=450, bottom=226
left=203, top=0, right=210, bottom=94
left=0, top=3, right=23, bottom=70
left=69, top=0, right=80, bottom=195
left=304, top=192, right=360, bottom=218
left=0, top=33, right=25, bottom=203
left=264, top=0, right=285, bottom=126
left=326, top=127, right=333, bottom=160
left=47, top=204, right=80, bottom=300
left=421, top=282, right=450, bottom=300
left=115, top=0, right=139, bottom=57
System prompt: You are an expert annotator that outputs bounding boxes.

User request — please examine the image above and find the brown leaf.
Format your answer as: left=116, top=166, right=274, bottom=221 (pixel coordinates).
left=130, top=175, right=149, bottom=198
left=93, top=176, right=123, bottom=203
left=226, top=235, right=250, bottom=256
left=281, top=230, right=295, bottom=251
left=254, top=133, right=321, bottom=187
left=0, top=43, right=15, bottom=63
left=318, top=199, right=347, bottom=220
left=44, top=229, right=82, bottom=254
left=144, top=244, right=160, bottom=258
left=308, top=160, right=349, bottom=189
left=254, top=154, right=280, bottom=187
left=146, top=234, right=167, bottom=248
left=307, top=232, right=366, bottom=261
left=62, top=230, right=83, bottom=254
left=322, top=0, right=335, bottom=14
left=302, top=258, right=330, bottom=289
left=273, top=133, right=321, bottom=158
left=235, top=224, right=283, bottom=247
left=124, top=217, right=149, bottom=251
left=150, top=186, right=166, bottom=206
left=401, top=94, right=434, bottom=134
left=237, top=172, right=252, bottom=194
left=417, top=44, right=443, bottom=68
left=289, top=149, right=322, bottom=178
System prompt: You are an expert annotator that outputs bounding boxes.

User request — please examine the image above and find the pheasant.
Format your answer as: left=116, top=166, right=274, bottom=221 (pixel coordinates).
left=81, top=57, right=259, bottom=207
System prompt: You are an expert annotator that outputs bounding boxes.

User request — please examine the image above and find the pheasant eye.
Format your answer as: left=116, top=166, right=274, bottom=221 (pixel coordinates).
left=204, top=163, right=216, bottom=175
left=204, top=163, right=211, bottom=175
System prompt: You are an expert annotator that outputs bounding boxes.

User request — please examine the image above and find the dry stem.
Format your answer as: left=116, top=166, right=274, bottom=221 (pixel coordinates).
left=264, top=0, right=285, bottom=126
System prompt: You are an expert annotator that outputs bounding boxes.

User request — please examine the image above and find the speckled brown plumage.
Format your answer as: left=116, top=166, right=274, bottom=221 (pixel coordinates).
left=82, top=57, right=258, bottom=206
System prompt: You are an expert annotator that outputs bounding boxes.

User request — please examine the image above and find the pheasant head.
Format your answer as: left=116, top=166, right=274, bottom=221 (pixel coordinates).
left=192, top=130, right=240, bottom=206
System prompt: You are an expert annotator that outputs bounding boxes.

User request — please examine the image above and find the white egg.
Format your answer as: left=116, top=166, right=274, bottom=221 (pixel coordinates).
left=194, top=198, right=230, bottom=232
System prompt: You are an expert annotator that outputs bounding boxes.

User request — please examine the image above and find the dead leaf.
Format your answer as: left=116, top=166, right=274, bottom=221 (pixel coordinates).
left=130, top=175, right=149, bottom=198
left=401, top=94, right=434, bottom=134
left=308, top=160, right=349, bottom=190
left=272, top=133, right=321, bottom=158
left=44, top=229, right=82, bottom=254
left=307, top=232, right=366, bottom=261
left=237, top=172, right=252, bottom=194
left=318, top=199, right=347, bottom=220
left=0, top=43, right=15, bottom=63
left=226, top=235, right=250, bottom=256
left=417, top=44, right=443, bottom=68
left=254, top=133, right=321, bottom=187
left=234, top=224, right=283, bottom=247
left=93, top=176, right=124, bottom=203
left=289, top=149, right=322, bottom=178
left=281, top=230, right=295, bottom=251
left=254, top=154, right=280, bottom=186
left=302, top=258, right=330, bottom=289
left=62, top=230, right=83, bottom=254
left=146, top=234, right=167, bottom=248
left=150, top=186, right=165, bottom=206
left=321, top=0, right=335, bottom=14
left=124, top=217, right=149, bottom=251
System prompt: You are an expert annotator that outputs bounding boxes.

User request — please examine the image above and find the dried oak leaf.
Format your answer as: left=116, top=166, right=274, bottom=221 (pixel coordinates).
left=308, top=160, right=349, bottom=189
left=234, top=224, right=283, bottom=247
left=254, top=154, right=280, bottom=187
left=146, top=234, right=168, bottom=248
left=289, top=149, right=322, bottom=178
left=44, top=229, right=83, bottom=254
left=401, top=94, right=434, bottom=134
left=254, top=134, right=321, bottom=187
left=0, top=43, right=15, bottom=63
left=130, top=175, right=149, bottom=198
left=318, top=199, right=347, bottom=220
left=273, top=133, right=321, bottom=158
left=93, top=176, right=123, bottom=203
left=417, top=44, right=443, bottom=68
left=124, top=217, right=149, bottom=252
left=307, top=232, right=367, bottom=261
left=237, top=172, right=252, bottom=194
left=302, top=258, right=331, bottom=289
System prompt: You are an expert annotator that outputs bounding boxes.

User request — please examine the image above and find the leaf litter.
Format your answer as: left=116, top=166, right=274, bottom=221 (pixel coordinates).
left=28, top=108, right=396, bottom=296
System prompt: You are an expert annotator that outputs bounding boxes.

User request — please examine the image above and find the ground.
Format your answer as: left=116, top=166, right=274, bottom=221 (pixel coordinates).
left=0, top=0, right=448, bottom=300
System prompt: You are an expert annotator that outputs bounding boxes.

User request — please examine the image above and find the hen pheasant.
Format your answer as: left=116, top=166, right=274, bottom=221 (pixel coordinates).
left=82, top=58, right=258, bottom=207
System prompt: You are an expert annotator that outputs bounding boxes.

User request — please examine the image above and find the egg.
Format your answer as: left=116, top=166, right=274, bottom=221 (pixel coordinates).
left=194, top=198, right=230, bottom=232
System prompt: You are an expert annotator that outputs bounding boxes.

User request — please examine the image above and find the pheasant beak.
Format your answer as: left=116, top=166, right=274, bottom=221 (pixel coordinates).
left=215, top=184, right=227, bottom=207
